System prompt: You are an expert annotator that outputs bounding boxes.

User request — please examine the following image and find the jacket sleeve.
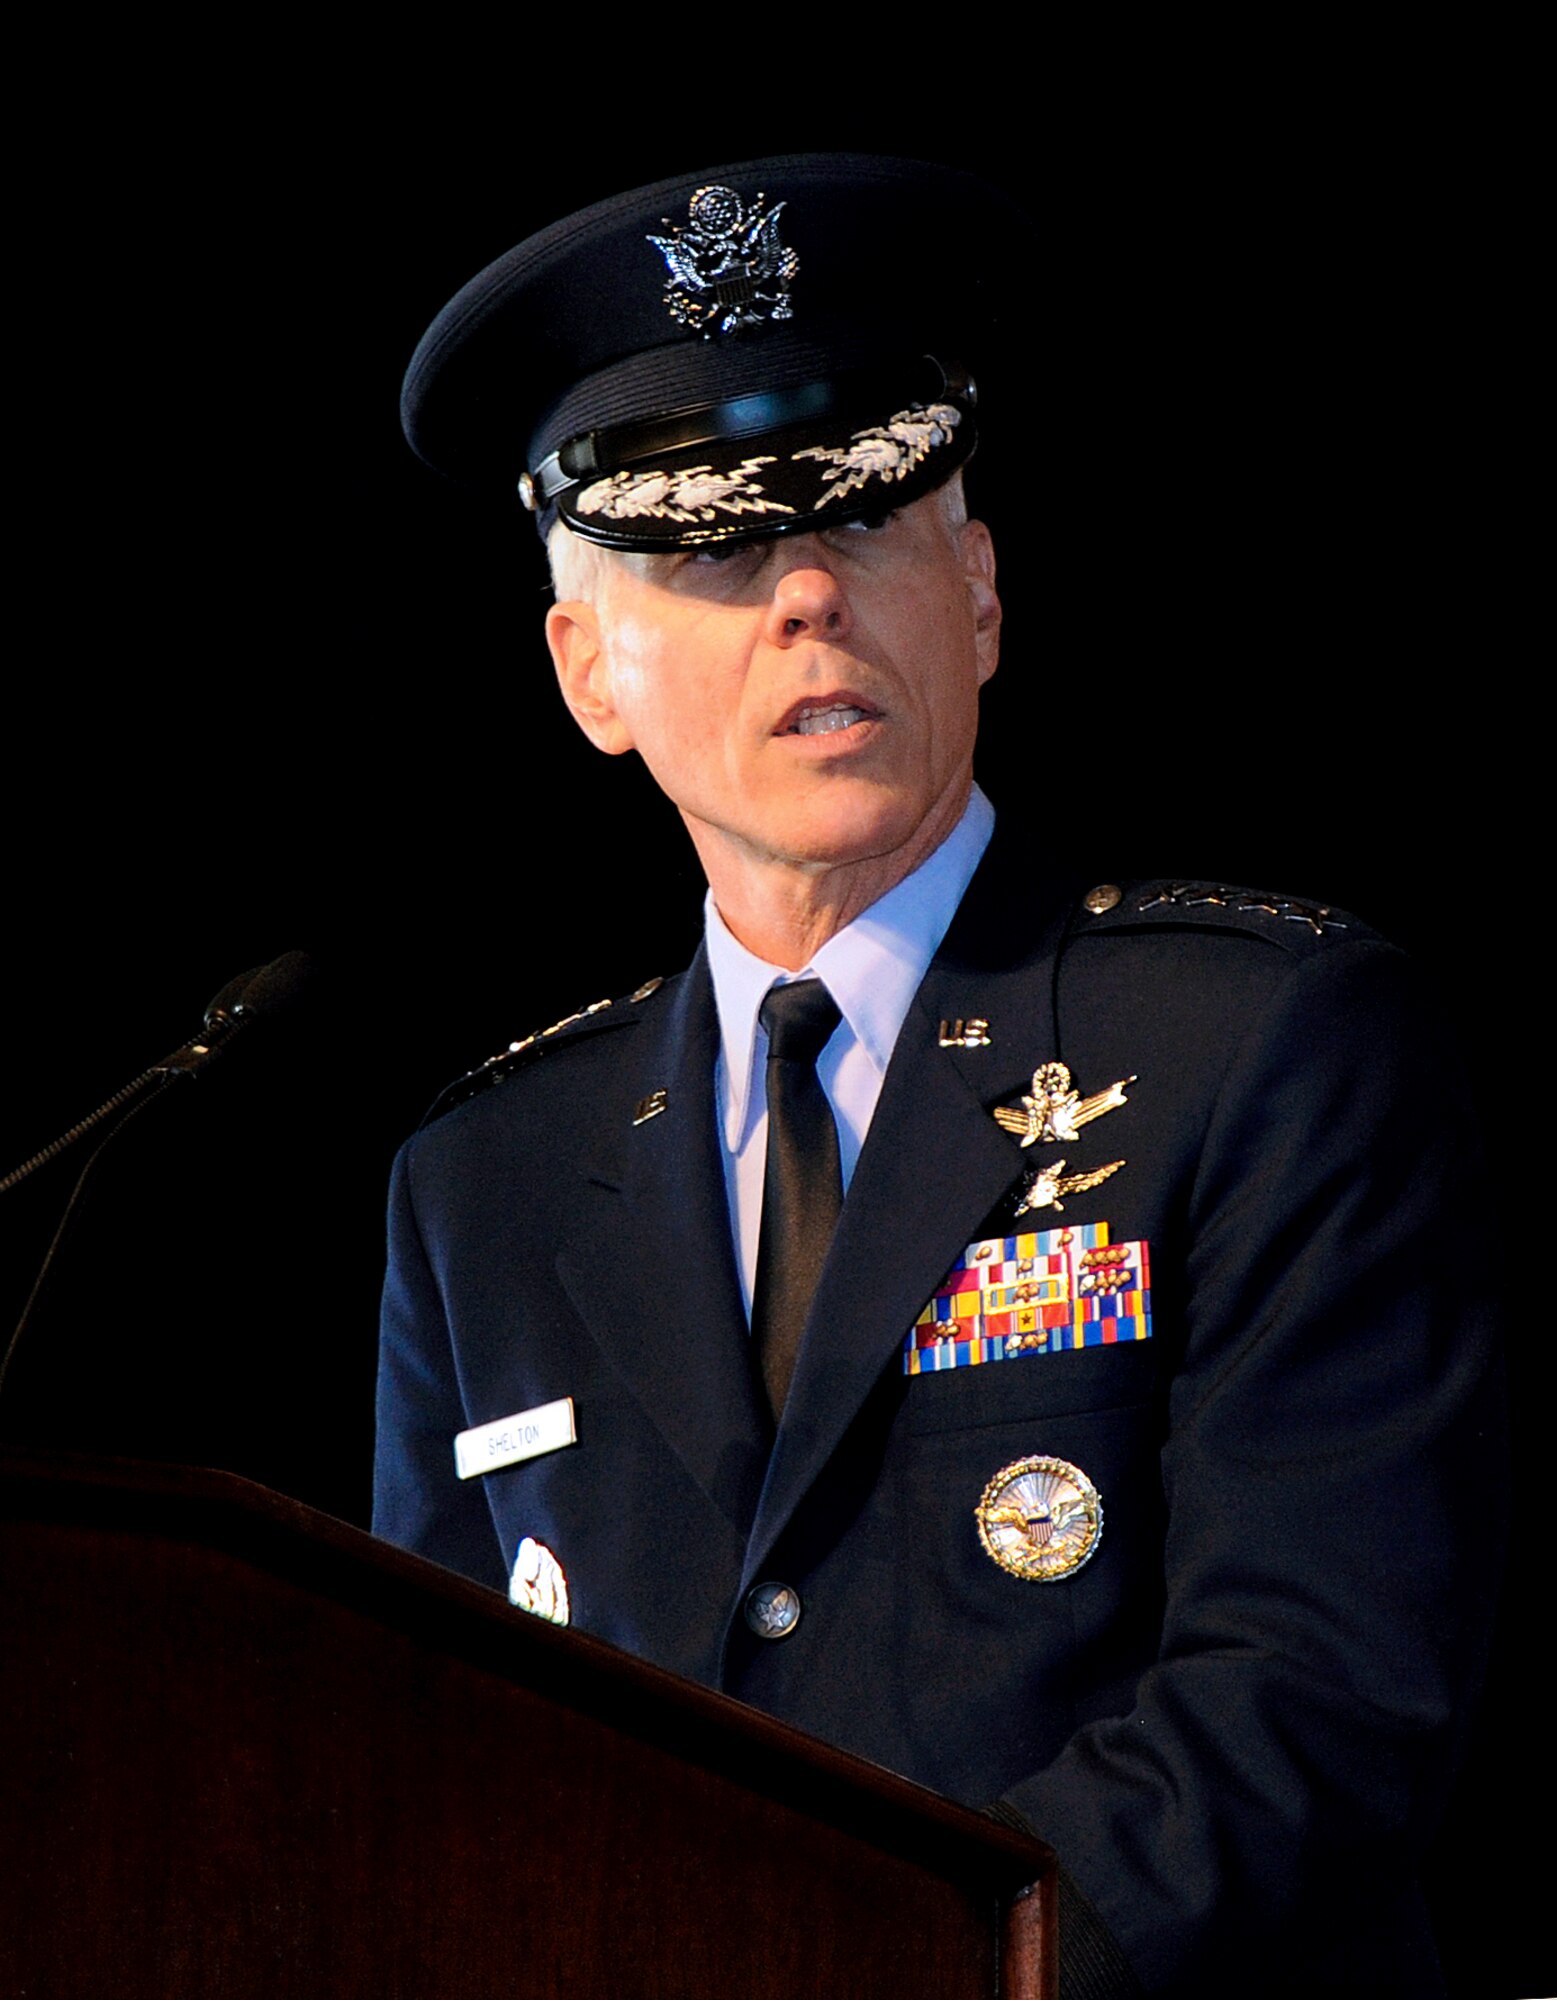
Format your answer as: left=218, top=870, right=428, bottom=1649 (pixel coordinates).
left=373, top=1136, right=508, bottom=1593
left=1005, top=939, right=1506, bottom=1994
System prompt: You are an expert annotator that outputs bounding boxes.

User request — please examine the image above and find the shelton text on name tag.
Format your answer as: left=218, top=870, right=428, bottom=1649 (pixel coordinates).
left=454, top=1398, right=577, bottom=1480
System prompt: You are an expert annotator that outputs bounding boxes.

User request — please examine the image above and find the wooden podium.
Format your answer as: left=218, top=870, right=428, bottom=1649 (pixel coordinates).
left=2, top=1451, right=1054, bottom=1997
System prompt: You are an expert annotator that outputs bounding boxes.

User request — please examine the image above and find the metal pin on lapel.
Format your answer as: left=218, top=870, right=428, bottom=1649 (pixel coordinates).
left=993, top=1063, right=1135, bottom=1147
left=939, top=1018, right=992, bottom=1048
left=633, top=1090, right=669, bottom=1126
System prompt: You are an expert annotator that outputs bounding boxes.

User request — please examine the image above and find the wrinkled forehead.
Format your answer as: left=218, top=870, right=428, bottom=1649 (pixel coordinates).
left=402, top=155, right=1032, bottom=554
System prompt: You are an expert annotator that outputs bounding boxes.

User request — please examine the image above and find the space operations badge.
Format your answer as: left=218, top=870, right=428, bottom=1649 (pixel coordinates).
left=906, top=1221, right=1151, bottom=1374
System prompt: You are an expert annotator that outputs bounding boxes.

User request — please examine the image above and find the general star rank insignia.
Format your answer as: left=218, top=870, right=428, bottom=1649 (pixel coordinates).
left=993, top=1062, right=1135, bottom=1147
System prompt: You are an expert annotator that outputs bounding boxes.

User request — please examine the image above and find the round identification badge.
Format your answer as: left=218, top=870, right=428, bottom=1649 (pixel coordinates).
left=976, top=1455, right=1103, bottom=1581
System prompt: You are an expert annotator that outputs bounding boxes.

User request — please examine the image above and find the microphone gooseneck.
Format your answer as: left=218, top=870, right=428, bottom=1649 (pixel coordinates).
left=0, top=953, right=314, bottom=1192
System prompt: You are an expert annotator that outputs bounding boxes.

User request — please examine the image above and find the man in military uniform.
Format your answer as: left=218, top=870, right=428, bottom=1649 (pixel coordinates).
left=374, top=157, right=1501, bottom=1997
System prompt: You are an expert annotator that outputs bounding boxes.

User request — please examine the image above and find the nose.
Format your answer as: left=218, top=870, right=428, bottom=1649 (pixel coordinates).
left=764, top=542, right=851, bottom=648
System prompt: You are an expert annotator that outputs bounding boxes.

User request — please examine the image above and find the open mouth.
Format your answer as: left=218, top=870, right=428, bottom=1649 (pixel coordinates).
left=780, top=699, right=880, bottom=737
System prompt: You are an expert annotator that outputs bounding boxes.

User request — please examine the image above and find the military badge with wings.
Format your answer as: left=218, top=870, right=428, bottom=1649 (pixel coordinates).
left=992, top=1062, right=1136, bottom=1147
left=1014, top=1158, right=1125, bottom=1217
left=990, top=1061, right=1134, bottom=1215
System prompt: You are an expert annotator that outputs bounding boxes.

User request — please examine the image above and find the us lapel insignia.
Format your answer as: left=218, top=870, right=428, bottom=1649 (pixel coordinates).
left=976, top=1455, right=1103, bottom=1581
left=993, top=1062, right=1135, bottom=1147
left=632, top=1089, right=669, bottom=1126
left=939, top=1017, right=992, bottom=1048
left=509, top=1536, right=571, bottom=1626
left=1015, top=1158, right=1124, bottom=1216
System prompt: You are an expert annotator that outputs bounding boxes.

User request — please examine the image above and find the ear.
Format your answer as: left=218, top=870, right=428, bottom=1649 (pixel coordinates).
left=547, top=600, right=637, bottom=756
left=959, top=518, right=1001, bottom=687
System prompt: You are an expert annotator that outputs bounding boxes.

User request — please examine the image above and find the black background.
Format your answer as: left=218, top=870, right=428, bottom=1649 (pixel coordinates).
left=3, top=49, right=1542, bottom=1994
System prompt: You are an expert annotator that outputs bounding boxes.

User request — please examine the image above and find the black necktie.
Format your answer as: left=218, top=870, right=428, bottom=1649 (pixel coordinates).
left=753, top=980, right=843, bottom=1419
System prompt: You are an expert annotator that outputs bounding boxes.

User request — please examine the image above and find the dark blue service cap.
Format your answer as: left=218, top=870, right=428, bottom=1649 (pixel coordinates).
left=401, top=154, right=1033, bottom=551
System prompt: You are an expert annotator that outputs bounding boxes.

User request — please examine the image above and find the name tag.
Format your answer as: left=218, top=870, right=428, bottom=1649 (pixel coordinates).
left=454, top=1397, right=577, bottom=1480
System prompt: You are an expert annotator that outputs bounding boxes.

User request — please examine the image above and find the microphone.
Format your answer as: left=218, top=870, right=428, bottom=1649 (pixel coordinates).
left=153, top=951, right=315, bottom=1076
left=0, top=953, right=314, bottom=1192
left=0, top=951, right=316, bottom=1409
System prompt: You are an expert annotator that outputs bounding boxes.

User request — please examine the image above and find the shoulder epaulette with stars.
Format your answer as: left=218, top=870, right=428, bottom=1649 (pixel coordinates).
left=1072, top=879, right=1379, bottom=953
left=420, top=975, right=666, bottom=1126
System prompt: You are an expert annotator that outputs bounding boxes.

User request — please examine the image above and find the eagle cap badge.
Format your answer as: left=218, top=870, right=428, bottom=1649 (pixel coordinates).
left=647, top=184, right=799, bottom=336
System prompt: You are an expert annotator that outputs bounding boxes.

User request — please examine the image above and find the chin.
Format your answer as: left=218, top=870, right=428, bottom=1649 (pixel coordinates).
left=777, top=791, right=944, bottom=871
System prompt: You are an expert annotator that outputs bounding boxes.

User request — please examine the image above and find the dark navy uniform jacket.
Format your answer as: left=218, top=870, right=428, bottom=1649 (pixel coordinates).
left=374, top=828, right=1503, bottom=1997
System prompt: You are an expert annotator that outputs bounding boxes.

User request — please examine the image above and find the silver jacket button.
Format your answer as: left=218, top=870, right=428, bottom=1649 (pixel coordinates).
left=744, top=1581, right=802, bottom=1640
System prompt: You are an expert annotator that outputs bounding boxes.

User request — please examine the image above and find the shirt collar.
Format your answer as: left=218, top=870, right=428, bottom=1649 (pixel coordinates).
left=705, top=786, right=995, bottom=1150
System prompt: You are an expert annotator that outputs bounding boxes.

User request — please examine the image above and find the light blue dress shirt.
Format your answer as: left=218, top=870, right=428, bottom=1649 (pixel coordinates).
left=704, top=785, right=995, bottom=1317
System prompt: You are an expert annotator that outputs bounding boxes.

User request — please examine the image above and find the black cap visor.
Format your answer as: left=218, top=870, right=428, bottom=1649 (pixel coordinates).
left=539, top=358, right=976, bottom=550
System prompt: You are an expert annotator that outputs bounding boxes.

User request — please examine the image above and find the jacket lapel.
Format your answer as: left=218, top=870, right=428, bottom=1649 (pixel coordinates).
left=558, top=950, right=772, bottom=1534
left=744, top=840, right=1084, bottom=1581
